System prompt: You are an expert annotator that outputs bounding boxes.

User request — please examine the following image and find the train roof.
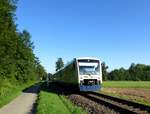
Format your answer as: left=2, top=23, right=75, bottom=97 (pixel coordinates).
left=76, top=57, right=100, bottom=61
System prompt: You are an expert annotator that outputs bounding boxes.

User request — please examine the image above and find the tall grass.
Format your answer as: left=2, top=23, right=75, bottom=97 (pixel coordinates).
left=36, top=90, right=86, bottom=114
left=0, top=79, right=36, bottom=108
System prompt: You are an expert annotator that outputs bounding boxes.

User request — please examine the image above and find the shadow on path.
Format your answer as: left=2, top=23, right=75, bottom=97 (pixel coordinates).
left=22, top=82, right=41, bottom=94
left=0, top=82, right=41, bottom=114
left=22, top=82, right=41, bottom=114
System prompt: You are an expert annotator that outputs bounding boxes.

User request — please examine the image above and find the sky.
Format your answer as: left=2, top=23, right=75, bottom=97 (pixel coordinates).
left=16, top=0, right=150, bottom=73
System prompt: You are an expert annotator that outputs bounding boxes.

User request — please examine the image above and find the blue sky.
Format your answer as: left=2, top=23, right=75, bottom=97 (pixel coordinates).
left=16, top=0, right=150, bottom=73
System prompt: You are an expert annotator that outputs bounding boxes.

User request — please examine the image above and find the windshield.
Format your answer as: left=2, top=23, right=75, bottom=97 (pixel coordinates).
left=79, top=65, right=100, bottom=75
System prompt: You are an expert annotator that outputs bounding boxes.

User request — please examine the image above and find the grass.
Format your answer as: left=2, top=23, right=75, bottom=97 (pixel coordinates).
left=0, top=79, right=37, bottom=108
left=102, top=81, right=150, bottom=89
left=36, top=90, right=86, bottom=114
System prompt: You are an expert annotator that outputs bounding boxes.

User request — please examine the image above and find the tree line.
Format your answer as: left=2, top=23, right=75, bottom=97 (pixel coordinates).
left=102, top=62, right=150, bottom=81
left=55, top=58, right=150, bottom=81
left=0, top=0, right=47, bottom=84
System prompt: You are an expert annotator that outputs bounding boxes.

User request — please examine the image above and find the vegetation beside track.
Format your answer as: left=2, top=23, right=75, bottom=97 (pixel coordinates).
left=0, top=80, right=37, bottom=108
left=102, top=81, right=150, bottom=88
left=36, top=85, right=86, bottom=114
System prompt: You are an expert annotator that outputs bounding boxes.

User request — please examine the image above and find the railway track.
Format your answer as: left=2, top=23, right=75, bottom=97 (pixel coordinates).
left=80, top=91, right=150, bottom=114
left=47, top=83, right=150, bottom=114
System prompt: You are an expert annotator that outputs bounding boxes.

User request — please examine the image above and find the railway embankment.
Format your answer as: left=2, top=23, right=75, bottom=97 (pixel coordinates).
left=39, top=82, right=150, bottom=114
left=36, top=82, right=86, bottom=114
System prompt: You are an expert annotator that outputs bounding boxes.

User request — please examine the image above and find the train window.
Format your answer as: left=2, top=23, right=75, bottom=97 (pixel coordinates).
left=78, top=59, right=99, bottom=63
left=79, top=65, right=100, bottom=75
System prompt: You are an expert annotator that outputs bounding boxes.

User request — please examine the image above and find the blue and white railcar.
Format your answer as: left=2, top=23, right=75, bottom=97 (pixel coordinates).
left=52, top=57, right=102, bottom=91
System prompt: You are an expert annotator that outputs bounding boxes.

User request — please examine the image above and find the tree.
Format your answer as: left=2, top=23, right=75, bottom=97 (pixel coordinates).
left=109, top=69, right=119, bottom=80
left=0, top=0, right=47, bottom=84
left=36, top=64, right=47, bottom=80
left=0, top=0, right=18, bottom=80
left=128, top=63, right=136, bottom=80
left=35, top=57, right=47, bottom=80
left=101, top=62, right=108, bottom=81
left=47, top=73, right=52, bottom=80
left=55, top=58, right=64, bottom=71
left=48, top=73, right=52, bottom=77
left=108, top=63, right=150, bottom=81
left=15, top=30, right=36, bottom=82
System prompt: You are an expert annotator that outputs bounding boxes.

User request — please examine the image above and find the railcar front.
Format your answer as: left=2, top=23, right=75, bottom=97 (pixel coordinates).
left=76, top=58, right=102, bottom=91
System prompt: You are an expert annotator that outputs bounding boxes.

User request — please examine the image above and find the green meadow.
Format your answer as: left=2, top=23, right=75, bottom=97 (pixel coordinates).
left=102, top=81, right=150, bottom=89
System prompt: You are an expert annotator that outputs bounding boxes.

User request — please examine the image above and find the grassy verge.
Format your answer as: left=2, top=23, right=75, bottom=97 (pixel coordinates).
left=0, top=80, right=37, bottom=108
left=36, top=90, right=86, bottom=114
left=102, top=81, right=150, bottom=89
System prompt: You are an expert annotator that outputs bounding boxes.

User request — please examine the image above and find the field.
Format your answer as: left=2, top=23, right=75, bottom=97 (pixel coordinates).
left=101, top=81, right=150, bottom=105
left=102, top=81, right=150, bottom=88
left=36, top=87, right=86, bottom=114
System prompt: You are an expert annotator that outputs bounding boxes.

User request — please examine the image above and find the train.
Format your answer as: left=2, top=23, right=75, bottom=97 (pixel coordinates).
left=49, top=57, right=102, bottom=91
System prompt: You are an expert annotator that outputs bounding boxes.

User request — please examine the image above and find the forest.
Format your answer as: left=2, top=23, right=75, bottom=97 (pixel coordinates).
left=0, top=0, right=47, bottom=86
left=102, top=62, right=150, bottom=81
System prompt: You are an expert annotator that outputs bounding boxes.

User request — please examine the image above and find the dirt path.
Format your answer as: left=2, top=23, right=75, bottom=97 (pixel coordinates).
left=0, top=83, right=40, bottom=114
